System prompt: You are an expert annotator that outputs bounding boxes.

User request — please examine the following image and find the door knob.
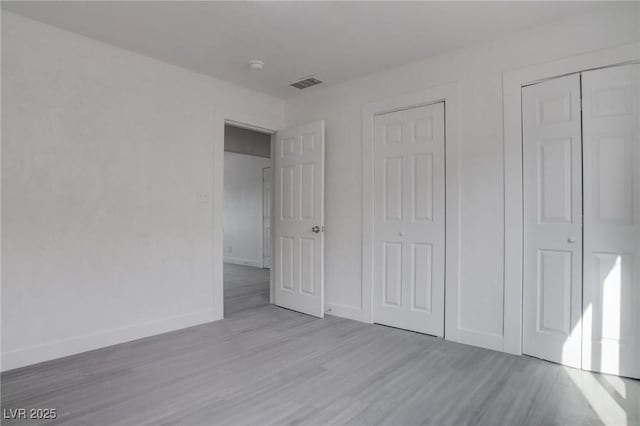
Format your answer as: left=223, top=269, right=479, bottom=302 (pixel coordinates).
left=567, top=237, right=577, bottom=243
left=398, top=231, right=406, bottom=237
left=312, top=225, right=321, bottom=234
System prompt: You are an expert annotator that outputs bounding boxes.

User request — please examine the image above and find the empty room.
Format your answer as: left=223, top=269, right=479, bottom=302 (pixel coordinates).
left=1, top=2, right=639, bottom=425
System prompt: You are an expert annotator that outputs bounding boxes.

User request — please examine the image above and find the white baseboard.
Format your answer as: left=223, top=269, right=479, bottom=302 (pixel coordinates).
left=1, top=309, right=221, bottom=372
left=325, top=302, right=363, bottom=322
left=223, top=256, right=263, bottom=268
left=325, top=303, right=504, bottom=353
left=456, top=327, right=504, bottom=352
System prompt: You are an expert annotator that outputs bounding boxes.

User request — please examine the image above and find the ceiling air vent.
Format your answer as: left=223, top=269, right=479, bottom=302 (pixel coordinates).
left=291, top=76, right=323, bottom=90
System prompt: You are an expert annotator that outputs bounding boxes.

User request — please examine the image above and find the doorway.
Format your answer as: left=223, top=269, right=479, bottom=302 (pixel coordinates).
left=521, top=63, right=639, bottom=379
left=221, top=119, right=327, bottom=319
left=223, top=123, right=273, bottom=315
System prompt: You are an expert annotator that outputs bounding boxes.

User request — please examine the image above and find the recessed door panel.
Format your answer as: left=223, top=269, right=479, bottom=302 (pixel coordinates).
left=537, top=93, right=573, bottom=124
left=539, top=138, right=573, bottom=224
left=280, top=237, right=294, bottom=291
left=414, top=117, right=433, bottom=142
left=537, top=250, right=572, bottom=335
left=413, top=154, right=433, bottom=222
left=412, top=243, right=432, bottom=312
left=281, top=166, right=295, bottom=220
left=385, top=122, right=403, bottom=145
left=384, top=157, right=403, bottom=222
left=582, top=64, right=639, bottom=379
left=301, top=163, right=315, bottom=220
left=596, top=137, right=633, bottom=224
left=300, top=237, right=315, bottom=295
left=373, top=102, right=445, bottom=336
left=522, top=74, right=583, bottom=369
left=383, top=242, right=402, bottom=306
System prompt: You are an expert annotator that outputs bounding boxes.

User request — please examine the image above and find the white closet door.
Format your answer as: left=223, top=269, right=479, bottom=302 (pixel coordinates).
left=273, top=121, right=325, bottom=318
left=373, top=102, right=445, bottom=336
left=522, top=75, right=583, bottom=369
left=582, top=64, right=640, bottom=379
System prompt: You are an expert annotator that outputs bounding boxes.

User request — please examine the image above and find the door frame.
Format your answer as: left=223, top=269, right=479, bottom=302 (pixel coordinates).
left=362, top=82, right=461, bottom=341
left=502, top=42, right=640, bottom=355
left=262, top=166, right=272, bottom=269
left=214, top=116, right=277, bottom=318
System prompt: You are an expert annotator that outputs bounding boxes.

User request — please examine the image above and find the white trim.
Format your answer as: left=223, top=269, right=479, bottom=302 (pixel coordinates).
left=225, top=119, right=276, bottom=135
left=213, top=109, right=225, bottom=319
left=1, top=309, right=218, bottom=372
left=325, top=303, right=364, bottom=322
left=269, top=134, right=275, bottom=304
left=262, top=166, right=272, bottom=269
left=223, top=257, right=264, bottom=268
left=502, top=42, right=640, bottom=355
left=361, top=82, right=461, bottom=342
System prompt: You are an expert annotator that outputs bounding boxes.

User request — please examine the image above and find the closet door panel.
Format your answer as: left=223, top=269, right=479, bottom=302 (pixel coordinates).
left=522, top=74, right=583, bottom=369
left=582, top=64, right=640, bottom=379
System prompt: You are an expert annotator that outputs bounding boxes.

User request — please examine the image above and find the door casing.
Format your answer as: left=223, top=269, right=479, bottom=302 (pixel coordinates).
left=262, top=166, right=272, bottom=269
left=362, top=83, right=462, bottom=342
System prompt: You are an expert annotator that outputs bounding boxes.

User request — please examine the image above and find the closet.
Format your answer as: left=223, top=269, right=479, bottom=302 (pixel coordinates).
left=522, top=64, right=639, bottom=379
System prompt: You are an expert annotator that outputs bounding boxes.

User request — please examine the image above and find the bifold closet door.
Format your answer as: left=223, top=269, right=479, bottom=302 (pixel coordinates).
left=373, top=102, right=445, bottom=336
left=522, top=74, right=583, bottom=369
left=582, top=64, right=640, bottom=379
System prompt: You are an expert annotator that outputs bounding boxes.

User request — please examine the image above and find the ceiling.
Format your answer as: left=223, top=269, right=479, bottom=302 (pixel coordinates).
left=3, top=1, right=606, bottom=98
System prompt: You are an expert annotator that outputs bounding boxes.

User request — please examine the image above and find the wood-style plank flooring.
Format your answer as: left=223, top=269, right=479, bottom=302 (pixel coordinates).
left=2, top=264, right=639, bottom=425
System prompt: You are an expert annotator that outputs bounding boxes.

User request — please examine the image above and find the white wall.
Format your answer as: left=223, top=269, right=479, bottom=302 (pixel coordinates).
left=223, top=152, right=270, bottom=267
left=1, top=12, right=284, bottom=371
left=284, top=3, right=640, bottom=350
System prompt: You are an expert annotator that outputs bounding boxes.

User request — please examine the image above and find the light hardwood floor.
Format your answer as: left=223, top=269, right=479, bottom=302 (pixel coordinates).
left=2, top=264, right=638, bottom=425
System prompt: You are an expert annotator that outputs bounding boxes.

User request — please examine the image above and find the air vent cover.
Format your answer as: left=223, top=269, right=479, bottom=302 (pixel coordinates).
left=291, top=76, right=323, bottom=89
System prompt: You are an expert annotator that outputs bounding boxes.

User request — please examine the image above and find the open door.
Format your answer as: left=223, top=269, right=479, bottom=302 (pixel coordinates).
left=273, top=120, right=325, bottom=317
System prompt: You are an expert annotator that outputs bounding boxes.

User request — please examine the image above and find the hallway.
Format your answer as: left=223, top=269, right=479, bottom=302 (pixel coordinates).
left=224, top=263, right=270, bottom=316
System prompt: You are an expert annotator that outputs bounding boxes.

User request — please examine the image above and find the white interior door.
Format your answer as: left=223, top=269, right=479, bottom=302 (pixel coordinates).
left=262, top=167, right=272, bottom=269
left=273, top=121, right=325, bottom=317
left=582, top=64, right=640, bottom=379
left=522, top=74, right=583, bottom=369
left=373, top=102, right=445, bottom=336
